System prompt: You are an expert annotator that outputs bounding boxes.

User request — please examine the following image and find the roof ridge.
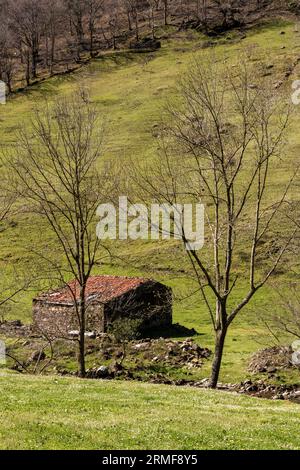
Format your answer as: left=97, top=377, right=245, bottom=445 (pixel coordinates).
left=34, top=275, right=156, bottom=304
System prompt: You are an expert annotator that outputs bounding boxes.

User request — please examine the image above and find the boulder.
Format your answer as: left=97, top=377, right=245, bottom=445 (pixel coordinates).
left=96, top=365, right=109, bottom=378
left=85, top=331, right=96, bottom=339
left=30, top=350, right=46, bottom=362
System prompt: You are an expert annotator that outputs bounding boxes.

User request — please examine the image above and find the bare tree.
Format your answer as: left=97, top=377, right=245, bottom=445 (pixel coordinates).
left=264, top=285, right=300, bottom=341
left=211, top=0, right=240, bottom=29
left=9, top=0, right=44, bottom=80
left=10, top=93, right=107, bottom=377
left=65, top=0, right=86, bottom=61
left=197, top=0, right=208, bottom=30
left=131, top=56, right=297, bottom=388
left=0, top=8, right=16, bottom=93
left=108, top=8, right=121, bottom=50
left=125, top=0, right=140, bottom=41
left=87, top=0, right=104, bottom=58
left=146, top=0, right=160, bottom=39
left=44, top=0, right=63, bottom=75
left=162, top=0, right=170, bottom=26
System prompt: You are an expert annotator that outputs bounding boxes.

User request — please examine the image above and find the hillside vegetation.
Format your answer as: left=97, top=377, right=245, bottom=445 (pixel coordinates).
left=1, top=19, right=300, bottom=384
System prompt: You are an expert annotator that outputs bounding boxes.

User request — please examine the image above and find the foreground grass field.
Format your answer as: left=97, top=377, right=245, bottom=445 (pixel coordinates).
left=0, top=373, right=299, bottom=450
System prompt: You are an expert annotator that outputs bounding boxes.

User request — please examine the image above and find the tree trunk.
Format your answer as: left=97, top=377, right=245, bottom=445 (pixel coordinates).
left=25, top=51, right=30, bottom=86
left=209, top=326, right=227, bottom=389
left=127, top=12, right=132, bottom=31
left=135, top=13, right=139, bottom=41
left=90, top=28, right=94, bottom=58
left=50, top=33, right=56, bottom=75
left=78, top=333, right=85, bottom=377
left=164, top=0, right=168, bottom=26
left=32, top=46, right=38, bottom=79
left=151, top=8, right=155, bottom=39
left=78, top=286, right=86, bottom=378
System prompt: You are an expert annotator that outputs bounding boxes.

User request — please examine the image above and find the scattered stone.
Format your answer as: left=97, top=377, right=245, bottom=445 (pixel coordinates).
left=133, top=342, right=150, bottom=351
left=10, top=320, right=22, bottom=327
left=248, top=346, right=294, bottom=374
left=30, top=350, right=46, bottom=362
left=85, top=331, right=96, bottom=339
left=96, top=365, right=109, bottom=378
left=68, top=330, right=79, bottom=338
left=0, top=320, right=33, bottom=338
left=274, top=80, right=283, bottom=89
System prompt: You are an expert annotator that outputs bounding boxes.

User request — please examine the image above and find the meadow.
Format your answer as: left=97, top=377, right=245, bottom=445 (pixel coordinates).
left=1, top=20, right=300, bottom=388
left=1, top=372, right=300, bottom=450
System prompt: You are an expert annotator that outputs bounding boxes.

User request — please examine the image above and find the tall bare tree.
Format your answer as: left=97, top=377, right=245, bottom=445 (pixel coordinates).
left=131, top=56, right=297, bottom=388
left=0, top=24, right=15, bottom=93
left=108, top=8, right=121, bottom=50
left=87, top=0, right=104, bottom=58
left=162, top=0, right=170, bottom=26
left=9, top=0, right=44, bottom=80
left=44, top=0, right=63, bottom=75
left=211, top=0, right=240, bottom=29
left=10, top=93, right=107, bottom=377
left=65, top=0, right=86, bottom=61
left=125, top=0, right=140, bottom=41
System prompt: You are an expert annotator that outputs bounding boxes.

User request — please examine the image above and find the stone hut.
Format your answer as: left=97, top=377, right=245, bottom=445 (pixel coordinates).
left=33, top=275, right=172, bottom=337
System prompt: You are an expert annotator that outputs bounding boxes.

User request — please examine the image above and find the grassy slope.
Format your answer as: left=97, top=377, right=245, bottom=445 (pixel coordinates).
left=1, top=20, right=300, bottom=384
left=1, top=372, right=300, bottom=450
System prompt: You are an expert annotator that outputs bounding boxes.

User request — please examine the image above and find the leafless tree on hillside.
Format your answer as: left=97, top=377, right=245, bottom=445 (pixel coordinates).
left=9, top=0, right=44, bottom=81
left=87, top=0, right=104, bottom=58
left=10, top=93, right=109, bottom=377
left=130, top=56, right=298, bottom=388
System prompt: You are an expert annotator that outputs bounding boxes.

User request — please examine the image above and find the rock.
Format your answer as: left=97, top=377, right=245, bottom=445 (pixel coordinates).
left=30, top=350, right=46, bottom=362
left=96, top=365, right=109, bottom=378
left=272, top=394, right=284, bottom=400
left=10, top=320, right=22, bottom=327
left=274, top=81, right=283, bottom=89
left=68, top=330, right=79, bottom=338
left=266, top=366, right=277, bottom=373
left=109, top=361, right=123, bottom=373
left=133, top=342, right=150, bottom=351
left=85, top=331, right=96, bottom=339
left=115, top=349, right=123, bottom=359
left=290, top=391, right=300, bottom=402
left=102, top=351, right=111, bottom=360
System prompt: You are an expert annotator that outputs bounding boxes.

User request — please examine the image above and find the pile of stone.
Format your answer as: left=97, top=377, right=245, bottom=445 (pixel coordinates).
left=0, top=320, right=34, bottom=338
left=132, top=338, right=211, bottom=369
left=248, top=346, right=294, bottom=374
left=234, top=380, right=300, bottom=403
left=85, top=362, right=133, bottom=380
left=84, top=338, right=211, bottom=381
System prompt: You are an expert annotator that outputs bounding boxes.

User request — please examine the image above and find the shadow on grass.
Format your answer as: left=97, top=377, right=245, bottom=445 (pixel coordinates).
left=145, top=323, right=201, bottom=339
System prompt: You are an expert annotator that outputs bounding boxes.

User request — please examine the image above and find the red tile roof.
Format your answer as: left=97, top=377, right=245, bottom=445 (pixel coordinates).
left=36, top=276, right=151, bottom=304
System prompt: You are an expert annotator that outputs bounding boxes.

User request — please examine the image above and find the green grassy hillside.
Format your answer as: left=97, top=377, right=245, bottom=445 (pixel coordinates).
left=1, top=20, right=300, bottom=384
left=0, top=372, right=299, bottom=450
